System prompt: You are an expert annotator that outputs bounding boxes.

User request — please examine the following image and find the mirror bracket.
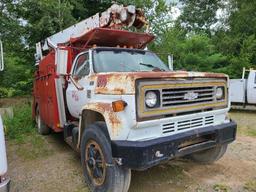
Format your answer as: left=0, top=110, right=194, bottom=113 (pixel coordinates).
left=168, top=55, right=173, bottom=71
left=70, top=76, right=84, bottom=91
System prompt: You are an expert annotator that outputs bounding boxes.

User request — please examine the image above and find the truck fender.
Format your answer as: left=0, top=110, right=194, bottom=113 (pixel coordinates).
left=78, top=102, right=122, bottom=148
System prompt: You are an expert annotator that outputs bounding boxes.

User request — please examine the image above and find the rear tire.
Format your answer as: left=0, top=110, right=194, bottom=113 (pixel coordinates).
left=81, top=123, right=131, bottom=192
left=35, top=107, right=50, bottom=135
left=187, top=144, right=228, bottom=164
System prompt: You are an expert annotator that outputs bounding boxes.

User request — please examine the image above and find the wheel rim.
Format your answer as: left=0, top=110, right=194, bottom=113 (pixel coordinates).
left=85, top=140, right=106, bottom=186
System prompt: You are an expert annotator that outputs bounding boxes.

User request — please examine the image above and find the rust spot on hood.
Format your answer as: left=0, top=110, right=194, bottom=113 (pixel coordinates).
left=95, top=74, right=135, bottom=95
left=93, top=71, right=228, bottom=95
left=97, top=75, right=108, bottom=87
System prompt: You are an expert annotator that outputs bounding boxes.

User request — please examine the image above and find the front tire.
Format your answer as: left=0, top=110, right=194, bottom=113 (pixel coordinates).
left=187, top=144, right=228, bottom=164
left=35, top=107, right=50, bottom=135
left=81, top=123, right=131, bottom=192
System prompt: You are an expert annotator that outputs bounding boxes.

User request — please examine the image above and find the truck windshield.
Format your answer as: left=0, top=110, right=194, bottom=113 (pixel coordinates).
left=93, top=49, right=169, bottom=73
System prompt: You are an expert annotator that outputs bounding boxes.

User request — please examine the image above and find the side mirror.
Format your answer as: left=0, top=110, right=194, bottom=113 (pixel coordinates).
left=0, top=40, right=4, bottom=71
left=35, top=42, right=43, bottom=65
left=56, top=48, right=68, bottom=75
left=168, top=55, right=173, bottom=71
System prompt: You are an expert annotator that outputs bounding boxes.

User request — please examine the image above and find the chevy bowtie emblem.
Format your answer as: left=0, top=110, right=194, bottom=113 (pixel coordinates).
left=184, top=91, right=199, bottom=100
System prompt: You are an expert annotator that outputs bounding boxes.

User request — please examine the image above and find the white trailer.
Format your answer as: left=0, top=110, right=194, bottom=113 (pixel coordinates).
left=0, top=40, right=10, bottom=192
left=230, top=68, right=256, bottom=110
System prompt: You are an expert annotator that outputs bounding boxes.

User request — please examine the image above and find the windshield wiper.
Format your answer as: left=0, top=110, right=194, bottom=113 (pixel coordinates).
left=139, top=62, right=165, bottom=71
left=119, top=63, right=138, bottom=72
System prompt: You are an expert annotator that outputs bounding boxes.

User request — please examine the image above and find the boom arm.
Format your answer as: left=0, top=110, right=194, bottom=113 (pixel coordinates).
left=35, top=4, right=148, bottom=62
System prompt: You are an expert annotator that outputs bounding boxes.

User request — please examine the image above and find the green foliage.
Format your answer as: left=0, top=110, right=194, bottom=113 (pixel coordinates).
left=0, top=53, right=33, bottom=97
left=244, top=179, right=256, bottom=192
left=157, top=0, right=256, bottom=77
left=228, top=0, right=256, bottom=37
left=212, top=0, right=256, bottom=76
left=18, top=0, right=75, bottom=46
left=177, top=0, right=223, bottom=35
left=1, top=0, right=256, bottom=97
left=0, top=87, right=14, bottom=98
left=213, top=183, right=231, bottom=192
left=0, top=0, right=75, bottom=97
left=152, top=29, right=228, bottom=73
left=69, top=0, right=112, bottom=20
left=3, top=103, right=35, bottom=142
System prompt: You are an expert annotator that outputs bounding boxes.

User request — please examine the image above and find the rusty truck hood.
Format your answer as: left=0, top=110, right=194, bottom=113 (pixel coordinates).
left=91, top=71, right=228, bottom=95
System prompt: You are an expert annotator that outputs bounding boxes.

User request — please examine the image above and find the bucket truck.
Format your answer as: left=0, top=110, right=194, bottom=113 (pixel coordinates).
left=32, top=4, right=237, bottom=192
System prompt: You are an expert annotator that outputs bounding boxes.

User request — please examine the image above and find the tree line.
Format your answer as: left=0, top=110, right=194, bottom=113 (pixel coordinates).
left=0, top=0, right=255, bottom=97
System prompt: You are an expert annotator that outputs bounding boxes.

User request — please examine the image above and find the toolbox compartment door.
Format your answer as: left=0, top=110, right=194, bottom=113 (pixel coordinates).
left=247, top=71, right=256, bottom=104
left=230, top=79, right=246, bottom=103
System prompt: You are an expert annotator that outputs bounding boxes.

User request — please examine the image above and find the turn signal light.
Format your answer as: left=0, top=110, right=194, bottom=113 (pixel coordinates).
left=112, top=100, right=127, bottom=112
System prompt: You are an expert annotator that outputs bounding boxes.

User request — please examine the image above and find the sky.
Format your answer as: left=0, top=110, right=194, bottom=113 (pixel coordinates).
left=166, top=0, right=183, bottom=19
left=165, top=0, right=228, bottom=30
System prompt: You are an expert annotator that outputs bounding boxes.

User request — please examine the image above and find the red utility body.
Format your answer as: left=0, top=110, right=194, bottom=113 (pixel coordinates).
left=32, top=28, right=154, bottom=132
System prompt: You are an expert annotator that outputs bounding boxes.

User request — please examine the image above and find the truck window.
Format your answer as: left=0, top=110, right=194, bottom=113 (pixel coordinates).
left=73, top=53, right=90, bottom=79
left=93, top=48, right=169, bottom=73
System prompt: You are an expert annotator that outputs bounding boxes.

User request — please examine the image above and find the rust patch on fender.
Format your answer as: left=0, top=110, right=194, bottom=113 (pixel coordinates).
left=85, top=102, right=122, bottom=136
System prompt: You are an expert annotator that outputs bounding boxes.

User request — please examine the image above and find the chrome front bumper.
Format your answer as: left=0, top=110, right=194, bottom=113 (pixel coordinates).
left=0, top=178, right=10, bottom=192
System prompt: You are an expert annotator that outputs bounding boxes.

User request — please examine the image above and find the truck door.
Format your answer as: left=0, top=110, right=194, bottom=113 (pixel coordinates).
left=247, top=70, right=256, bottom=104
left=66, top=52, right=90, bottom=118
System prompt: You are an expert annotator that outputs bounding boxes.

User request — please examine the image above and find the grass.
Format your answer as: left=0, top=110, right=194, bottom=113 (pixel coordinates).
left=3, top=102, right=35, bottom=142
left=246, top=129, right=256, bottom=137
left=244, top=179, right=256, bottom=192
left=14, top=134, right=54, bottom=160
left=193, top=186, right=208, bottom=192
left=213, top=183, right=231, bottom=192
left=3, top=102, right=54, bottom=160
left=73, top=186, right=90, bottom=192
left=229, top=112, right=256, bottom=138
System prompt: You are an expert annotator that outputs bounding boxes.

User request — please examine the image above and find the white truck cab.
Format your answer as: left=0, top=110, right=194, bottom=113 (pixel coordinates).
left=0, top=40, right=10, bottom=192
left=230, top=68, right=256, bottom=110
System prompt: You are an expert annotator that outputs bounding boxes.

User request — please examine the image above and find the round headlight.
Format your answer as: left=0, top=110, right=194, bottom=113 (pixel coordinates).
left=216, top=87, right=224, bottom=99
left=145, top=91, right=158, bottom=108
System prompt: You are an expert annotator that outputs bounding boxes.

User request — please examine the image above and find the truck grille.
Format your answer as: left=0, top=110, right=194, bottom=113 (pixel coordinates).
left=162, top=115, right=214, bottom=135
left=137, top=80, right=227, bottom=119
left=162, top=86, right=215, bottom=107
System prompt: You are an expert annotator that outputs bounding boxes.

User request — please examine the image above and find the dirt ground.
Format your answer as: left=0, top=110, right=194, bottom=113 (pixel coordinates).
left=6, top=111, right=256, bottom=192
